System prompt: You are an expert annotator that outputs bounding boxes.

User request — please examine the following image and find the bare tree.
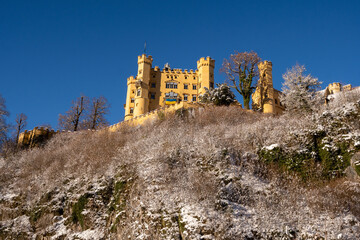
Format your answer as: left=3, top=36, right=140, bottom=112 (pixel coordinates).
left=0, top=94, right=9, bottom=146
left=86, top=96, right=110, bottom=130
left=58, top=96, right=89, bottom=131
left=15, top=113, right=27, bottom=144
left=221, top=51, right=261, bottom=109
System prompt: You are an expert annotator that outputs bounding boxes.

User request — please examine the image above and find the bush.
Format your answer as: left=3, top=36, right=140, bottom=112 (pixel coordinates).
left=199, top=84, right=235, bottom=106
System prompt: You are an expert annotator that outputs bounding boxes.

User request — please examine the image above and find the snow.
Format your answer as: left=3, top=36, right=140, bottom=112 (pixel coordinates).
left=263, top=144, right=279, bottom=151
left=0, top=192, right=18, bottom=201
left=50, top=217, right=69, bottom=240
left=1, top=95, right=360, bottom=239
left=72, top=229, right=105, bottom=240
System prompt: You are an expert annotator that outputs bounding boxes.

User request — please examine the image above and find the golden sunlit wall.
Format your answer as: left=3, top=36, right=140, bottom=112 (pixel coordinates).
left=124, top=54, right=215, bottom=120
left=252, top=61, right=285, bottom=115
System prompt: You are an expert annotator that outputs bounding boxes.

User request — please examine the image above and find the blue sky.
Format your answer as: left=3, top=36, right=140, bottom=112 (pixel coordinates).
left=1, top=0, right=359, bottom=130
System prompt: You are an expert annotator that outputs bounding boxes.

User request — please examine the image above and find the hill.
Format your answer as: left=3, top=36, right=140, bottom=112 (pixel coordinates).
left=1, top=92, right=360, bottom=239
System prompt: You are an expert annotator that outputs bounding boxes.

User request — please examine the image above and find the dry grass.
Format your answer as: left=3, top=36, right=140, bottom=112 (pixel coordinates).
left=1, top=103, right=359, bottom=227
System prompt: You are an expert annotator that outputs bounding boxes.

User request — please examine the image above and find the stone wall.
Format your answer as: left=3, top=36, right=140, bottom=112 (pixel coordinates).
left=18, top=127, right=59, bottom=148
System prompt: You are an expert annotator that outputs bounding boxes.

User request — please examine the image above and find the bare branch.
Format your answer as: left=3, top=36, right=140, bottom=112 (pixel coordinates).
left=220, top=51, right=261, bottom=109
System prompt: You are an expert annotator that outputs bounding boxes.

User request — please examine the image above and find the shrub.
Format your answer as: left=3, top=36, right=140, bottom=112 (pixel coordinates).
left=199, top=84, right=235, bottom=106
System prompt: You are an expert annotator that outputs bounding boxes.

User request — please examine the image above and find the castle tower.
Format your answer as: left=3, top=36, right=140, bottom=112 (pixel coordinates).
left=124, top=76, right=136, bottom=120
left=133, top=54, right=153, bottom=117
left=258, top=61, right=274, bottom=113
left=328, top=82, right=341, bottom=94
left=197, top=57, right=215, bottom=95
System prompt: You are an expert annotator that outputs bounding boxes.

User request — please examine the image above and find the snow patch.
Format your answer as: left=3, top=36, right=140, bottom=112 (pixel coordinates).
left=263, top=144, right=279, bottom=151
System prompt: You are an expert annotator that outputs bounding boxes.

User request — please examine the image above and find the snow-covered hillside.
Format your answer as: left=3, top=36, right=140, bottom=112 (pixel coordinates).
left=1, top=95, right=360, bottom=239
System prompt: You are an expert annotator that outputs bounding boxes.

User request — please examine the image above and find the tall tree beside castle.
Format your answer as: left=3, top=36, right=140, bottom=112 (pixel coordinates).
left=221, top=51, right=261, bottom=109
left=0, top=94, right=9, bottom=146
left=280, top=64, right=322, bottom=112
left=15, top=113, right=27, bottom=144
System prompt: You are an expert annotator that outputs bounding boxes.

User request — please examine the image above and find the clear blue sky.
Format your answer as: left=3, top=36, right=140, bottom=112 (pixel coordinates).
left=1, top=0, right=359, bottom=130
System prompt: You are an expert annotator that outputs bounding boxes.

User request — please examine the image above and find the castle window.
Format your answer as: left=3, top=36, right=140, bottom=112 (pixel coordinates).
left=192, top=95, right=197, bottom=102
left=151, top=83, right=156, bottom=88
left=184, top=84, right=188, bottom=89
left=152, top=74, right=156, bottom=78
left=185, top=76, right=188, bottom=79
left=131, top=98, right=135, bottom=103
left=132, top=90, right=135, bottom=94
left=139, top=70, right=142, bottom=74
left=130, top=108, right=134, bottom=113
left=192, top=84, right=197, bottom=90
left=193, top=76, right=196, bottom=80
left=137, top=89, right=141, bottom=96
left=150, top=93, right=155, bottom=99
left=166, top=82, right=178, bottom=89
left=167, top=75, right=169, bottom=78
left=275, top=99, right=278, bottom=105
left=184, top=94, right=188, bottom=101
left=210, top=82, right=214, bottom=88
left=175, top=75, right=177, bottom=79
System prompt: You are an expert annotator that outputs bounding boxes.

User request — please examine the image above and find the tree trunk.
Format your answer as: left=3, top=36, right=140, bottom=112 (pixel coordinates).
left=16, top=128, right=20, bottom=144
left=244, top=97, right=250, bottom=109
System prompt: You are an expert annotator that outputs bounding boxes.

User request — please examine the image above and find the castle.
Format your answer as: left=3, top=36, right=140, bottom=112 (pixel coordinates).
left=17, top=55, right=358, bottom=147
left=125, top=55, right=355, bottom=118
left=124, top=54, right=215, bottom=120
left=18, top=127, right=59, bottom=148
left=252, top=61, right=285, bottom=114
left=323, top=82, right=353, bottom=104
left=252, top=61, right=356, bottom=114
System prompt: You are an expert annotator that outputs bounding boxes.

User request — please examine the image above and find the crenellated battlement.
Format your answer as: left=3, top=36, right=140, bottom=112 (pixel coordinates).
left=138, top=54, right=153, bottom=65
left=343, top=84, right=352, bottom=91
left=18, top=127, right=59, bottom=148
left=151, top=66, right=199, bottom=74
left=158, top=68, right=198, bottom=74
left=258, top=60, right=273, bottom=69
left=328, top=82, right=341, bottom=88
left=127, top=76, right=136, bottom=82
left=328, top=82, right=342, bottom=94
left=197, top=56, right=215, bottom=68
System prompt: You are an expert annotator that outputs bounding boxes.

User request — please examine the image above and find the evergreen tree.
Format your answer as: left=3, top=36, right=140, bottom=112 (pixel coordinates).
left=199, top=84, right=235, bottom=106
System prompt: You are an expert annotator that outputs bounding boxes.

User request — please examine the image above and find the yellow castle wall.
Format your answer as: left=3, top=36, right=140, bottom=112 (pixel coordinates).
left=124, top=54, right=214, bottom=120
left=18, top=127, right=59, bottom=147
left=252, top=60, right=285, bottom=115
left=110, top=101, right=202, bottom=132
